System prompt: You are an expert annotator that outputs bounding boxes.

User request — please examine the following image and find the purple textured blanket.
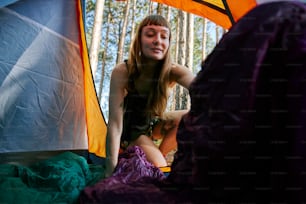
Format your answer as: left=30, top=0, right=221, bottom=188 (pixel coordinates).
left=79, top=146, right=174, bottom=203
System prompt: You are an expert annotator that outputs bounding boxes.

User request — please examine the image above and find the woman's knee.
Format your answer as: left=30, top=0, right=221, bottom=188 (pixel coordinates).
left=132, top=135, right=167, bottom=167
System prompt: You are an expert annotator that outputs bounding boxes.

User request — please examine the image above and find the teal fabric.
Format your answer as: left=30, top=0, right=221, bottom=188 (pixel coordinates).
left=0, top=152, right=104, bottom=204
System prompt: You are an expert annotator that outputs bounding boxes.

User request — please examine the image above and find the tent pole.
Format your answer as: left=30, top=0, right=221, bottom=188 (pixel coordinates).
left=222, top=0, right=235, bottom=26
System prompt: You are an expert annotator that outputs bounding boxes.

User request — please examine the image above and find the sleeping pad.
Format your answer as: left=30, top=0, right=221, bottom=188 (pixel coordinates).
left=0, top=151, right=103, bottom=204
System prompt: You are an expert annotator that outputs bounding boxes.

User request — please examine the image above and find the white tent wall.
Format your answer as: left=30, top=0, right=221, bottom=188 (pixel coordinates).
left=0, top=0, right=89, bottom=157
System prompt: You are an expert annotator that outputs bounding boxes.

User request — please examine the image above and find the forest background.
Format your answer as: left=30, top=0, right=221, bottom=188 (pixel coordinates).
left=84, top=0, right=226, bottom=122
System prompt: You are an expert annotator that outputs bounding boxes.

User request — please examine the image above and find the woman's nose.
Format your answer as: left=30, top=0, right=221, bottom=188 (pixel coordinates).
left=153, top=35, right=161, bottom=45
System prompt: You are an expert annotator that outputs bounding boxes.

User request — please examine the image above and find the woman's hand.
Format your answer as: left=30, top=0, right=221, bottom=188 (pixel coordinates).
left=104, top=157, right=117, bottom=178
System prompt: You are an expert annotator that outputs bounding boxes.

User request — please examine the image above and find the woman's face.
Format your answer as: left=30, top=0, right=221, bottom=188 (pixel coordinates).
left=140, top=25, right=170, bottom=61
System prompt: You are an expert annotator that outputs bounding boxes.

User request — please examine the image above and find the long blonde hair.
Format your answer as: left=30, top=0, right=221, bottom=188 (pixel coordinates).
left=126, top=14, right=172, bottom=117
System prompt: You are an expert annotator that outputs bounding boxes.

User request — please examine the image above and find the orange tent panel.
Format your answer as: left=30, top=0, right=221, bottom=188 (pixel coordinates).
left=152, top=0, right=257, bottom=29
left=77, top=1, right=107, bottom=158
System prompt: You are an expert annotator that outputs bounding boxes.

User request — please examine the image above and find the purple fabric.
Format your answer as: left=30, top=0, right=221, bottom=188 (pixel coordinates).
left=80, top=2, right=306, bottom=203
left=79, top=146, right=174, bottom=203
left=169, top=1, right=306, bottom=203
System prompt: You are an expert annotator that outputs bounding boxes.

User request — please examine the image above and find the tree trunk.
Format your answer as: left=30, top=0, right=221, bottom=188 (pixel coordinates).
left=184, top=13, right=193, bottom=109
left=186, top=13, right=193, bottom=69
left=89, top=0, right=105, bottom=78
left=169, top=14, right=179, bottom=111
left=202, top=18, right=207, bottom=61
left=166, top=5, right=171, bottom=22
left=156, top=3, right=163, bottom=15
left=215, top=24, right=220, bottom=45
left=98, top=11, right=111, bottom=102
left=175, top=10, right=186, bottom=110
left=174, top=15, right=179, bottom=62
left=116, top=0, right=130, bottom=64
left=130, top=0, right=137, bottom=39
left=148, top=1, right=153, bottom=14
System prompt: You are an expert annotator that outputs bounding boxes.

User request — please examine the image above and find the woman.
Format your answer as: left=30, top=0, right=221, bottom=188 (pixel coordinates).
left=105, top=14, right=195, bottom=177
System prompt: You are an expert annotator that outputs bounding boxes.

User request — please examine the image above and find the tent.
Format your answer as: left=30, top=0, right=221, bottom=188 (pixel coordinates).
left=1, top=1, right=306, bottom=203
left=0, top=0, right=107, bottom=159
left=152, top=0, right=257, bottom=29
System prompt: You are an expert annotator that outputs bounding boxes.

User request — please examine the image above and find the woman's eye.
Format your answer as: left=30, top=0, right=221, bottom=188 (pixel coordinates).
left=146, top=32, right=155, bottom=37
left=161, top=35, right=168, bottom=39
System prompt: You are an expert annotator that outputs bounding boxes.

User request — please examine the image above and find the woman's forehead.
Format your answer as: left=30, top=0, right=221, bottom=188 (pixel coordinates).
left=142, top=25, right=170, bottom=33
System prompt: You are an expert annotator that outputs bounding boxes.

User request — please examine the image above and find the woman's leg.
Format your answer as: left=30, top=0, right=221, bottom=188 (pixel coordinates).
left=131, top=110, right=188, bottom=167
left=131, top=135, right=167, bottom=167
left=153, top=110, right=188, bottom=156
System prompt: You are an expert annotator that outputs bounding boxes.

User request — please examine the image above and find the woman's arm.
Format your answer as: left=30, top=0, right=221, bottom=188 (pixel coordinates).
left=170, top=63, right=195, bottom=89
left=154, top=64, right=194, bottom=159
left=105, top=63, right=128, bottom=178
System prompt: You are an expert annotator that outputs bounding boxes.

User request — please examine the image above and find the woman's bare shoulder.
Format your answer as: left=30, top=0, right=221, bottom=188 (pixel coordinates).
left=111, top=62, right=128, bottom=77
left=113, top=62, right=127, bottom=72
